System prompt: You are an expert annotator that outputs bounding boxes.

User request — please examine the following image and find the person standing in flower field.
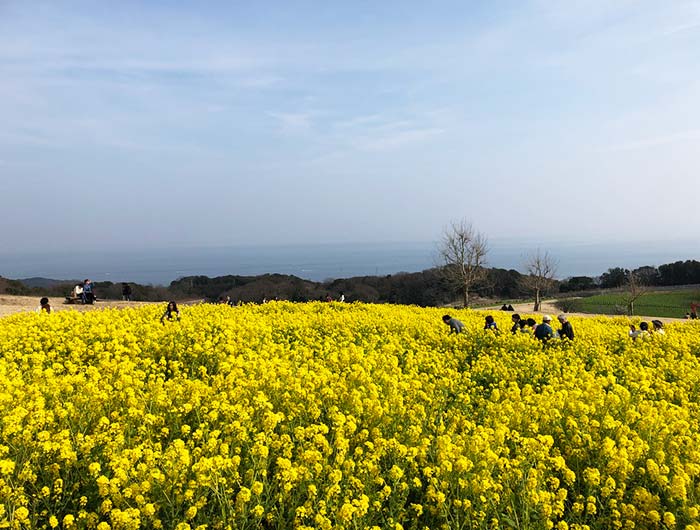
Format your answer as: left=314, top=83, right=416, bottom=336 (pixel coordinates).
left=442, top=314, right=464, bottom=334
left=557, top=314, right=574, bottom=340
left=160, top=301, right=180, bottom=324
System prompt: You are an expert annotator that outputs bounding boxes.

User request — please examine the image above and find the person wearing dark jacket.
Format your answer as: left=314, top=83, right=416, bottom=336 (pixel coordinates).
left=510, top=313, right=521, bottom=334
left=534, top=315, right=554, bottom=342
left=557, top=314, right=574, bottom=340
left=122, top=283, right=133, bottom=301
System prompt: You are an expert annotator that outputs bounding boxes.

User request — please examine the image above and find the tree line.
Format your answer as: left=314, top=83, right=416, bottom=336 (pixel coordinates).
left=1, top=215, right=697, bottom=308
left=1, top=257, right=696, bottom=309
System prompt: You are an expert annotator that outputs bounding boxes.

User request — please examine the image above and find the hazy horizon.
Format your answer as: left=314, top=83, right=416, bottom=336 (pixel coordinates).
left=2, top=238, right=697, bottom=285
left=2, top=1, right=699, bottom=253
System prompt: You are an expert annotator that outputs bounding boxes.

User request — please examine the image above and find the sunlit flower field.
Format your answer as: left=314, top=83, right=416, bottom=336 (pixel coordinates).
left=1, top=302, right=699, bottom=530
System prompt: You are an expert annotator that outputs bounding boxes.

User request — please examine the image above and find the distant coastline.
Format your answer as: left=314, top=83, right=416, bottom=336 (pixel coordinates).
left=1, top=239, right=697, bottom=286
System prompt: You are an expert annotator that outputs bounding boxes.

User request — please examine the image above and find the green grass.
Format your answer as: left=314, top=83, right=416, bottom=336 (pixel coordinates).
left=565, top=289, right=700, bottom=318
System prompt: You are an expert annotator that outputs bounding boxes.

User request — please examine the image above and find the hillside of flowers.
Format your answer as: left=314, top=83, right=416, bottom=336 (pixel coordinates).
left=1, top=302, right=700, bottom=530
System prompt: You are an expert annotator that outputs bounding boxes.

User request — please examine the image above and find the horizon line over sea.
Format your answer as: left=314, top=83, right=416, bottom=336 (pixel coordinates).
left=0, top=238, right=698, bottom=286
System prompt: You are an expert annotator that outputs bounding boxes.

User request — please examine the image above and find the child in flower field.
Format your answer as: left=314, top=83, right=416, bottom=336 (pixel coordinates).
left=442, top=314, right=464, bottom=334
left=516, top=318, right=535, bottom=334
left=36, top=297, right=52, bottom=314
left=510, top=313, right=521, bottom=334
left=160, top=301, right=180, bottom=324
left=652, top=320, right=665, bottom=335
left=630, top=321, right=650, bottom=340
left=484, top=315, right=499, bottom=332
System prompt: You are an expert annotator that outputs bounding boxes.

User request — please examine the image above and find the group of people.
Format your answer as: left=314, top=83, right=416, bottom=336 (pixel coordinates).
left=443, top=311, right=675, bottom=342
left=71, top=279, right=95, bottom=304
left=442, top=312, right=574, bottom=342
left=629, top=320, right=665, bottom=339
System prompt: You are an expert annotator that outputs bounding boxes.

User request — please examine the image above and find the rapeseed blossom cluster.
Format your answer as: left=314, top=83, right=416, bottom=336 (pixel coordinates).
left=0, top=303, right=699, bottom=529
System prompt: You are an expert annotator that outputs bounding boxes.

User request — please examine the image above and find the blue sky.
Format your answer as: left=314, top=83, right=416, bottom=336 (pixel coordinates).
left=1, top=0, right=699, bottom=253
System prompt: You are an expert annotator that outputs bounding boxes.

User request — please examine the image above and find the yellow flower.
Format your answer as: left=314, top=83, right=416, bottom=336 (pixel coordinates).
left=251, top=481, right=264, bottom=495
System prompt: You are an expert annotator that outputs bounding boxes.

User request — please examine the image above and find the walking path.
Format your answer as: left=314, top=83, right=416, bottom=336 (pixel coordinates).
left=0, top=295, right=156, bottom=318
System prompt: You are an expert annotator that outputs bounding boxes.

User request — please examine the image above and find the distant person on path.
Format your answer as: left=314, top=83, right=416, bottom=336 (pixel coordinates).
left=442, top=314, right=464, bottom=334
left=37, top=297, right=52, bottom=314
left=557, top=314, right=575, bottom=340
left=160, top=301, right=180, bottom=324
left=690, top=302, right=698, bottom=319
left=500, top=304, right=509, bottom=311
left=82, top=279, right=94, bottom=304
left=652, top=320, right=665, bottom=335
left=325, top=293, right=333, bottom=302
left=122, top=283, right=132, bottom=301
left=484, top=315, right=499, bottom=332
left=510, top=314, right=521, bottom=334
left=339, top=292, right=345, bottom=302
left=534, top=315, right=554, bottom=342
left=507, top=304, right=514, bottom=311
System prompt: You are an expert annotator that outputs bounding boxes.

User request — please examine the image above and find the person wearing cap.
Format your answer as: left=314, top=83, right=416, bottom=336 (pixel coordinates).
left=534, top=315, right=554, bottom=342
left=557, top=314, right=575, bottom=340
left=442, top=314, right=464, bottom=334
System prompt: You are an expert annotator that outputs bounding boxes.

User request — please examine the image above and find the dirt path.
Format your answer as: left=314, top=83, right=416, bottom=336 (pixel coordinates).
left=0, top=295, right=158, bottom=318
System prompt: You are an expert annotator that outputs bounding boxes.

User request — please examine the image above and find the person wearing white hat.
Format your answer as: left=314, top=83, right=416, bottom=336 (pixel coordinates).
left=534, top=315, right=554, bottom=342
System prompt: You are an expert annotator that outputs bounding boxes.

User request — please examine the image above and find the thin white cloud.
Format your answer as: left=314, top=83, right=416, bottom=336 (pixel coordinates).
left=355, top=126, right=445, bottom=152
left=662, top=22, right=700, bottom=35
left=606, top=129, right=700, bottom=152
left=267, top=112, right=314, bottom=135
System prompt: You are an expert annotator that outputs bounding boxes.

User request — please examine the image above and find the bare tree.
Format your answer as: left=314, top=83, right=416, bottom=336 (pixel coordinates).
left=523, top=249, right=558, bottom=311
left=438, top=219, right=489, bottom=307
left=622, top=269, right=647, bottom=316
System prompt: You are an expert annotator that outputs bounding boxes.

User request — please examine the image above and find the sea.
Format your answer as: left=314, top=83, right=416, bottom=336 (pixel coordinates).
left=0, top=239, right=697, bottom=286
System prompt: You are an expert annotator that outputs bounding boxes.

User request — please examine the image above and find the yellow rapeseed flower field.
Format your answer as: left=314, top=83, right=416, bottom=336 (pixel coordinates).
left=1, top=303, right=699, bottom=529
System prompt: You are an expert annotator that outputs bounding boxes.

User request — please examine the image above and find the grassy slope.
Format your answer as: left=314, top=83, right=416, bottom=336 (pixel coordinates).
left=568, top=289, right=700, bottom=318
